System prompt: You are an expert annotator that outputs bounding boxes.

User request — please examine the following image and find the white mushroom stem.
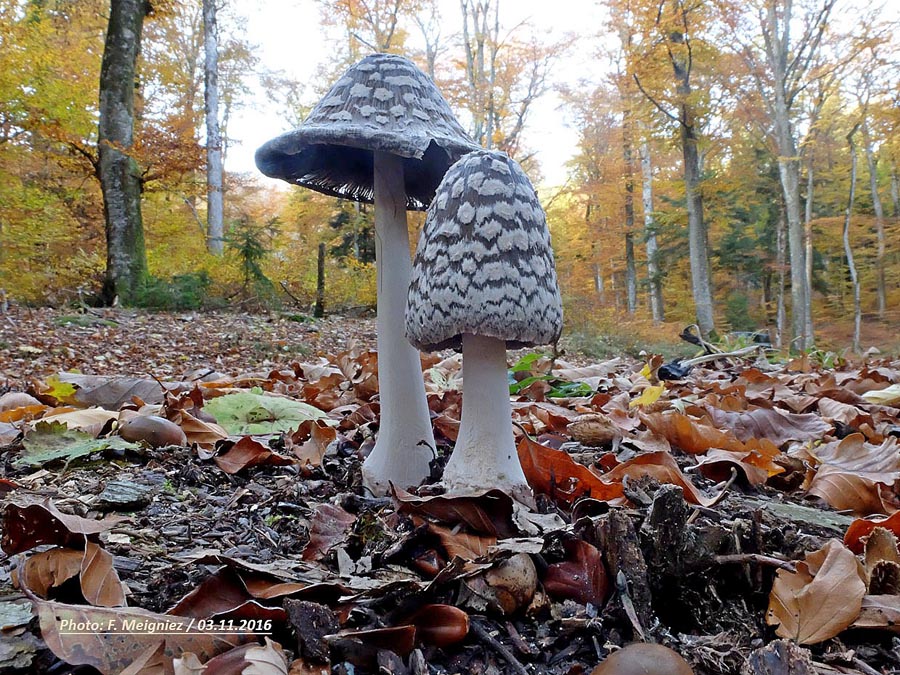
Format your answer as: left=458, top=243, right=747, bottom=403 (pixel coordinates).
left=362, top=151, right=436, bottom=495
left=443, top=333, right=531, bottom=502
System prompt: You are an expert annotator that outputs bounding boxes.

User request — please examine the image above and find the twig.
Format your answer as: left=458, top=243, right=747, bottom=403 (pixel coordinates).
left=715, top=553, right=796, bottom=572
left=680, top=345, right=764, bottom=368
left=708, top=467, right=740, bottom=508
left=851, top=657, right=883, bottom=675
left=470, top=619, right=530, bottom=675
left=616, top=570, right=646, bottom=642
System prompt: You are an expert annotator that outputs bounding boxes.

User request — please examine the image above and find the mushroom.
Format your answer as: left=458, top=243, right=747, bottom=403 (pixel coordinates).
left=405, top=150, right=563, bottom=502
left=255, top=54, right=479, bottom=495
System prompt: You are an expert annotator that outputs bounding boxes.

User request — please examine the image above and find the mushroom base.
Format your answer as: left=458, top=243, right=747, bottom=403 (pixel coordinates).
left=442, top=333, right=532, bottom=504
left=361, top=151, right=436, bottom=495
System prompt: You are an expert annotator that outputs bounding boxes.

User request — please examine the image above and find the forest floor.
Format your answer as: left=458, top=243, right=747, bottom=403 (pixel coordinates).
left=1, top=307, right=900, bottom=675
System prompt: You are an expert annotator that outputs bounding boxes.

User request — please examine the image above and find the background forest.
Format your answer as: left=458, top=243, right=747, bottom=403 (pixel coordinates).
left=0, top=0, right=897, bottom=355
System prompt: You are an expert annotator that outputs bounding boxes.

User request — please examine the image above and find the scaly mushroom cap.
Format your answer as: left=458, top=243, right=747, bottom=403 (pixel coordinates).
left=406, top=150, right=563, bottom=351
left=255, top=53, right=479, bottom=210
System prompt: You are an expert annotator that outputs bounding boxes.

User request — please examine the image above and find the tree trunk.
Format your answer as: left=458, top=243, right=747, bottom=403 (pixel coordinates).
left=99, top=0, right=149, bottom=305
left=890, top=158, right=899, bottom=217
left=623, top=105, right=637, bottom=315
left=314, top=242, right=325, bottom=318
left=775, top=208, right=787, bottom=350
left=844, top=125, right=861, bottom=353
left=203, top=0, right=224, bottom=255
left=640, top=140, right=664, bottom=323
left=861, top=120, right=885, bottom=319
left=681, top=119, right=714, bottom=335
left=804, top=159, right=814, bottom=305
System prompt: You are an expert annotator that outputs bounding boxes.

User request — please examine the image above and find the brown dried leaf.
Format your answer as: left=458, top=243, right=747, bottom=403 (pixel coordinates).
left=214, top=436, right=298, bottom=475
left=404, top=604, right=469, bottom=647
left=80, top=540, right=128, bottom=607
left=599, top=450, right=720, bottom=507
left=301, top=504, right=357, bottom=562
left=642, top=412, right=745, bottom=454
left=427, top=522, right=496, bottom=560
left=766, top=539, right=866, bottom=644
left=31, top=596, right=255, bottom=674
left=516, top=436, right=624, bottom=506
left=702, top=406, right=831, bottom=445
left=845, top=511, right=900, bottom=553
left=393, top=487, right=518, bottom=538
left=291, top=420, right=337, bottom=469
left=851, top=594, right=900, bottom=632
left=2, top=500, right=124, bottom=555
left=19, top=547, right=83, bottom=598
left=543, top=539, right=610, bottom=606
left=201, top=637, right=289, bottom=675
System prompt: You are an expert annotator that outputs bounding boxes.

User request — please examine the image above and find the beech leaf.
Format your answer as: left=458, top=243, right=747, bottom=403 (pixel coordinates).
left=766, top=539, right=866, bottom=644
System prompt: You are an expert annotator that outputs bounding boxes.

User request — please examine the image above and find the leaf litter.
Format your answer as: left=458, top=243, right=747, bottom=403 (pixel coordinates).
left=1, top=309, right=900, bottom=673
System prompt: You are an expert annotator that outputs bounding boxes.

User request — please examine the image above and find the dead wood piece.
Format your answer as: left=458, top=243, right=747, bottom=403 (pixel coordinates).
left=747, top=639, right=815, bottom=675
left=744, top=498, right=856, bottom=534
left=377, top=649, right=410, bottom=675
left=284, top=599, right=339, bottom=663
left=715, top=554, right=796, bottom=572
left=596, top=509, right=654, bottom=630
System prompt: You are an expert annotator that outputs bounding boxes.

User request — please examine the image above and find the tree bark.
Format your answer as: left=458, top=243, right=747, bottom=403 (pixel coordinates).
left=861, top=120, right=885, bottom=319
left=775, top=208, right=787, bottom=350
left=203, top=0, right=224, bottom=255
left=99, top=0, right=149, bottom=305
left=623, top=105, right=637, bottom=315
left=640, top=140, right=664, bottom=323
left=314, top=242, right=325, bottom=318
left=844, top=125, right=861, bottom=353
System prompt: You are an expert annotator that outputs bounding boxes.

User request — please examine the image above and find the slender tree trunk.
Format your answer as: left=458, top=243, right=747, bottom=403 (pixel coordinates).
left=681, top=120, right=714, bottom=335
left=890, top=158, right=899, bottom=217
left=640, top=140, right=663, bottom=323
left=804, top=159, right=814, bottom=303
left=99, top=0, right=149, bottom=305
left=623, top=105, right=637, bottom=315
left=314, top=242, right=325, bottom=318
left=203, top=0, right=224, bottom=255
left=844, top=125, right=861, bottom=353
left=861, top=121, right=886, bottom=319
left=775, top=208, right=787, bottom=350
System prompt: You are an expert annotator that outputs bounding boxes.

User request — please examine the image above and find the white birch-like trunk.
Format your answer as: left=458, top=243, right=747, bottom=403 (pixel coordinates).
left=862, top=121, right=886, bottom=319
left=203, top=0, right=224, bottom=255
left=640, top=140, right=663, bottom=323
left=443, top=333, right=530, bottom=503
left=361, top=152, right=436, bottom=495
left=844, top=129, right=861, bottom=353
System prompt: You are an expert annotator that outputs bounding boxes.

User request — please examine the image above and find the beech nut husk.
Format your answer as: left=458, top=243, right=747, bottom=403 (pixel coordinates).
left=483, top=553, right=538, bottom=614
left=590, top=643, right=694, bottom=675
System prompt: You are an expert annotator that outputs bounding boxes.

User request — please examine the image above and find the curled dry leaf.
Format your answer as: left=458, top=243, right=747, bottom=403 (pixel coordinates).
left=427, top=521, right=496, bottom=560
left=80, top=540, right=128, bottom=607
left=2, top=500, right=124, bottom=555
left=766, top=539, right=866, bottom=644
left=543, top=539, right=610, bottom=606
left=392, top=486, right=518, bottom=538
left=201, top=637, right=289, bottom=675
left=851, top=594, right=900, bottom=633
left=482, top=553, right=538, bottom=614
left=118, top=415, right=187, bottom=448
left=28, top=596, right=257, bottom=675
left=404, top=604, right=469, bottom=647
left=301, top=504, right=357, bottom=562
left=845, top=511, right=900, bottom=553
left=214, top=436, right=298, bottom=475
left=19, top=547, right=83, bottom=598
left=290, top=419, right=337, bottom=469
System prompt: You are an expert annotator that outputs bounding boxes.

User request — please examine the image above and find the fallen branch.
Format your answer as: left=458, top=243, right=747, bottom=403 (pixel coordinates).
left=469, top=619, right=530, bottom=675
left=715, top=553, right=796, bottom=572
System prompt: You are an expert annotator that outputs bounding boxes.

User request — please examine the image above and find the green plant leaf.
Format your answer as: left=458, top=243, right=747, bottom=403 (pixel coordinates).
left=203, top=389, right=327, bottom=435
left=16, top=421, right=137, bottom=468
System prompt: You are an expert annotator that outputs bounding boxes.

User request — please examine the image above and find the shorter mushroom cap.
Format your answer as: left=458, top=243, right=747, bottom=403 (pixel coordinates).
left=255, top=53, right=478, bottom=210
left=406, top=149, right=563, bottom=351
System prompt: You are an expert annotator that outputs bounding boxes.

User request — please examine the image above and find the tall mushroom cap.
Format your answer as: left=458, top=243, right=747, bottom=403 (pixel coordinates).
left=255, top=53, right=479, bottom=210
left=406, top=149, right=563, bottom=351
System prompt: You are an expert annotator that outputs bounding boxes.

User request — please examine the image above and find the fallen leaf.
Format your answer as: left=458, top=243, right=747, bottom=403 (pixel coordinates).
left=291, top=420, right=337, bottom=468
left=301, top=504, right=357, bottom=562
left=2, top=500, right=124, bottom=555
left=543, top=539, right=610, bottom=606
left=29, top=596, right=256, bottom=674
left=702, top=406, right=831, bottom=446
left=851, top=594, right=900, bottom=633
left=15, top=421, right=135, bottom=469
left=629, top=384, right=665, bottom=409
left=392, top=487, right=518, bottom=538
left=766, top=539, right=866, bottom=644
left=201, top=637, right=289, bottom=675
left=403, top=604, right=469, bottom=647
left=845, top=512, right=900, bottom=553
left=80, top=540, right=128, bottom=607
left=214, top=437, right=298, bottom=474
left=19, top=548, right=83, bottom=598
left=642, top=412, right=745, bottom=454
left=204, top=389, right=327, bottom=435
left=861, top=384, right=900, bottom=406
